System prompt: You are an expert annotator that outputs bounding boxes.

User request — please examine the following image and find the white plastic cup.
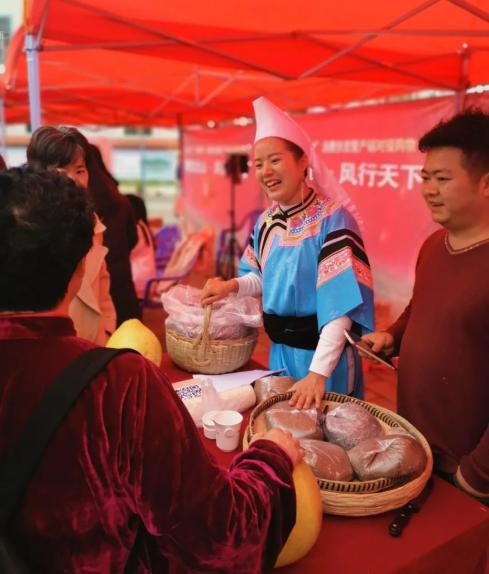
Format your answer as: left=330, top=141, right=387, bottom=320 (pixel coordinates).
left=212, top=410, right=243, bottom=452
left=202, top=410, right=220, bottom=439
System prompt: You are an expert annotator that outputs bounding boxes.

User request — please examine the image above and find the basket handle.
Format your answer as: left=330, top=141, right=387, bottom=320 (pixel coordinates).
left=190, top=304, right=212, bottom=367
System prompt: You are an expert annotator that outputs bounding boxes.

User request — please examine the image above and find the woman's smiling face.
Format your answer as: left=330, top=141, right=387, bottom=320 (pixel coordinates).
left=253, top=137, right=308, bottom=205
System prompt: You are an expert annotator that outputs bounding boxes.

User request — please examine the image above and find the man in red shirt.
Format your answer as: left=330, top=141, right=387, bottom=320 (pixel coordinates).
left=0, top=167, right=302, bottom=572
left=362, top=109, right=489, bottom=503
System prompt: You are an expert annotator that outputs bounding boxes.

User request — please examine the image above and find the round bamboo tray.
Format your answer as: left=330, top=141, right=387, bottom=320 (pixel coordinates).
left=166, top=304, right=257, bottom=374
left=245, top=391, right=433, bottom=516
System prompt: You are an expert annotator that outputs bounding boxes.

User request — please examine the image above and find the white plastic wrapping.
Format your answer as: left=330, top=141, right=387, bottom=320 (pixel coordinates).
left=173, top=377, right=256, bottom=427
left=161, top=285, right=262, bottom=339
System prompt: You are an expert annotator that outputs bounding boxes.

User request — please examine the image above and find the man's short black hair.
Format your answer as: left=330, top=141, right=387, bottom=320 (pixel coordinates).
left=0, top=167, right=94, bottom=311
left=419, top=108, right=489, bottom=178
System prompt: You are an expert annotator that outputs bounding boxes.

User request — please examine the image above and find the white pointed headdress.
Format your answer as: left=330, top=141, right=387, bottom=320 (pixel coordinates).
left=252, top=96, right=355, bottom=211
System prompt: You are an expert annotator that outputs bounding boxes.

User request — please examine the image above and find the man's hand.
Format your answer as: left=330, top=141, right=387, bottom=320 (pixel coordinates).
left=200, top=277, right=238, bottom=306
left=288, top=371, right=326, bottom=410
left=360, top=331, right=395, bottom=357
left=251, top=428, right=304, bottom=467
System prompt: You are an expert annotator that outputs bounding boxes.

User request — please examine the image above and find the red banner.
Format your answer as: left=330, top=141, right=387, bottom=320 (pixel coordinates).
left=182, top=97, right=456, bottom=320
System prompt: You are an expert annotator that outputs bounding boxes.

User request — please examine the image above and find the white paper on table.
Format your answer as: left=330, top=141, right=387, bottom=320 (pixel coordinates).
left=192, top=369, right=284, bottom=393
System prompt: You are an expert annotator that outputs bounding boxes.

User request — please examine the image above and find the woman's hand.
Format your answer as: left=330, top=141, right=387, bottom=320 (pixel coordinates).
left=288, top=371, right=326, bottom=410
left=360, top=331, right=395, bottom=357
left=200, top=277, right=239, bottom=306
left=251, top=428, right=304, bottom=467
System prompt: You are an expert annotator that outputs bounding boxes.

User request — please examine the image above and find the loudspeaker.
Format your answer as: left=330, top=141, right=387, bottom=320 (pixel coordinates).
left=224, top=153, right=249, bottom=183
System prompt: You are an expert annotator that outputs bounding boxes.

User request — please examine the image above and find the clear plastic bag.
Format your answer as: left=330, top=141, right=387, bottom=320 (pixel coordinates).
left=161, top=284, right=262, bottom=339
left=174, top=376, right=256, bottom=427
left=300, top=439, right=354, bottom=482
left=198, top=376, right=224, bottom=420
left=265, top=403, right=323, bottom=440
left=347, top=434, right=427, bottom=481
left=254, top=375, right=295, bottom=403
left=320, top=403, right=384, bottom=450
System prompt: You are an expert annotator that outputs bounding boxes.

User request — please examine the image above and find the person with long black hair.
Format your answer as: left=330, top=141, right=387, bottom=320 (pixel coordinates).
left=27, top=126, right=116, bottom=342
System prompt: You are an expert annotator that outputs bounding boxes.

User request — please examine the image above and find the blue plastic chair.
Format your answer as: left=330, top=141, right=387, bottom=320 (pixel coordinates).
left=140, top=236, right=203, bottom=309
left=154, top=225, right=181, bottom=272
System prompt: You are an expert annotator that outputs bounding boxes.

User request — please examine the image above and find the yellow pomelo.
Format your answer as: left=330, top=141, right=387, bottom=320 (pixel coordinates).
left=106, top=319, right=162, bottom=366
left=275, top=461, right=323, bottom=568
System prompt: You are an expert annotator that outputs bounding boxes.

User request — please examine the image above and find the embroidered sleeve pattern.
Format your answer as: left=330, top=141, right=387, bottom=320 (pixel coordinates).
left=241, top=232, right=260, bottom=272
left=317, top=229, right=373, bottom=289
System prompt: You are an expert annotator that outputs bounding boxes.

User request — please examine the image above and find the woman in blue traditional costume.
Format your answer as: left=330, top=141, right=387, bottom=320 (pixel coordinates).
left=202, top=97, right=374, bottom=409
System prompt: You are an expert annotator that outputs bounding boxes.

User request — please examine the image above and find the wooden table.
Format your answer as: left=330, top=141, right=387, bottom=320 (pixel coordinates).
left=164, top=355, right=489, bottom=574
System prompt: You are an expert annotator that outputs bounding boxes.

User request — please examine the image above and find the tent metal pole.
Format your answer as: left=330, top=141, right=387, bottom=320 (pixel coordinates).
left=455, top=89, right=466, bottom=113
left=455, top=44, right=470, bottom=112
left=177, top=113, right=184, bottom=197
left=139, top=132, right=147, bottom=200
left=0, top=96, right=7, bottom=161
left=25, top=33, right=41, bottom=130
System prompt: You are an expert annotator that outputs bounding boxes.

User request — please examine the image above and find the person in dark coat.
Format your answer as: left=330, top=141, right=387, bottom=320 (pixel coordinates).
left=27, top=125, right=140, bottom=325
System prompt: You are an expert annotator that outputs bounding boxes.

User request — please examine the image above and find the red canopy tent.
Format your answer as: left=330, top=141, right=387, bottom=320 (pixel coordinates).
left=2, top=0, right=489, bottom=314
left=3, top=0, right=489, bottom=126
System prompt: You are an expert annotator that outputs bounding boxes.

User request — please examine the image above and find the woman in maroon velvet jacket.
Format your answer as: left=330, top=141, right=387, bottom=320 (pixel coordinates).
left=0, top=167, right=300, bottom=573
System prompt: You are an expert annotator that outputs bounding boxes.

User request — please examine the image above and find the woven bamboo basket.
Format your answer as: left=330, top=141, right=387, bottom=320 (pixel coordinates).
left=245, top=391, right=433, bottom=516
left=166, top=304, right=257, bottom=374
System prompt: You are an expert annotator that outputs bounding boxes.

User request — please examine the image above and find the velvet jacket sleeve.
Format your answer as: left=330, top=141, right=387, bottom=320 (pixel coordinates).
left=118, top=357, right=296, bottom=573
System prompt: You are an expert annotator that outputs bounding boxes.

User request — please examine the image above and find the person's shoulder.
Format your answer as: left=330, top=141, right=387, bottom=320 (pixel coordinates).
left=104, top=350, right=165, bottom=383
left=87, top=350, right=174, bottom=411
left=421, top=229, right=445, bottom=250
left=321, top=201, right=362, bottom=235
left=255, top=207, right=271, bottom=227
left=414, top=229, right=445, bottom=265
left=65, top=341, right=159, bottom=376
left=43, top=338, right=163, bottom=386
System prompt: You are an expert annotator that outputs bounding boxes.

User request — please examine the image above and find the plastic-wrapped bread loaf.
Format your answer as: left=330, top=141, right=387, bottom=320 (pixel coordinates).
left=173, top=379, right=256, bottom=427
left=347, top=434, right=428, bottom=481
left=254, top=375, right=296, bottom=403
left=300, top=439, right=354, bottom=482
left=265, top=403, right=323, bottom=440
left=321, top=402, right=384, bottom=450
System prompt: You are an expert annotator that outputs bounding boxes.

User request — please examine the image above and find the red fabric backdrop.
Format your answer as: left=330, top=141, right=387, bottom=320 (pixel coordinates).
left=182, top=97, right=457, bottom=318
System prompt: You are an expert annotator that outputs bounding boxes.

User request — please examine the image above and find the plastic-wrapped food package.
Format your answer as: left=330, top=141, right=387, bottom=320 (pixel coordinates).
left=161, top=285, right=262, bottom=339
left=173, top=377, right=256, bottom=427
left=254, top=375, right=296, bottom=403
left=347, top=434, right=427, bottom=481
left=321, top=402, right=384, bottom=450
left=300, top=439, right=354, bottom=482
left=265, top=402, right=323, bottom=440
